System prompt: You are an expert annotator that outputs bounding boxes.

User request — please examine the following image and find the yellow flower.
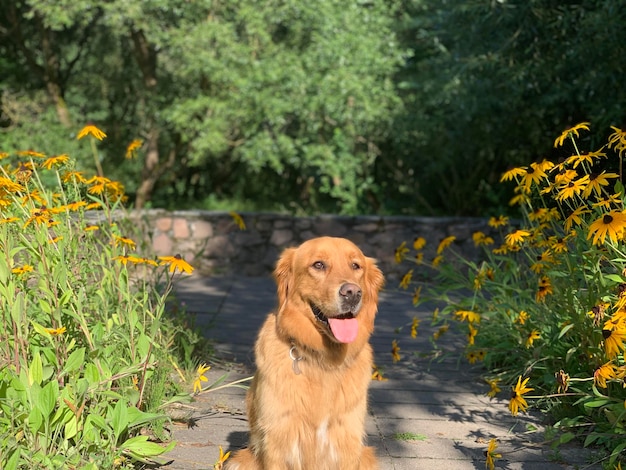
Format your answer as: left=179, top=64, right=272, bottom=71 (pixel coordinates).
left=525, top=329, right=541, bottom=348
left=77, top=124, right=107, bottom=141
left=41, top=154, right=70, bottom=170
left=437, top=235, right=456, bottom=254
left=112, top=235, right=137, bottom=250
left=488, top=215, right=509, bottom=228
left=504, top=229, right=530, bottom=247
left=394, top=241, right=409, bottom=263
left=467, top=323, right=477, bottom=346
left=193, top=363, right=211, bottom=394
left=583, top=171, right=620, bottom=198
left=412, top=286, right=421, bottom=306
left=554, top=122, right=590, bottom=147
left=564, top=206, right=590, bottom=232
left=410, top=317, right=419, bottom=339
left=472, top=231, right=494, bottom=247
left=391, top=340, right=401, bottom=363
left=486, top=378, right=501, bottom=398
left=433, top=324, right=448, bottom=340
left=413, top=237, right=426, bottom=250
left=519, top=160, right=553, bottom=191
left=536, top=276, right=553, bottom=302
left=587, top=211, right=626, bottom=245
left=62, top=171, right=88, bottom=184
left=594, top=362, right=617, bottom=388
left=432, top=255, right=444, bottom=267
left=555, top=175, right=589, bottom=201
left=500, top=166, right=527, bottom=183
left=214, top=445, right=231, bottom=470
left=603, top=327, right=626, bottom=359
left=399, top=269, right=413, bottom=290
left=455, top=310, right=481, bottom=324
left=45, top=326, right=67, bottom=336
left=17, top=149, right=46, bottom=158
left=516, top=310, right=529, bottom=325
left=84, top=225, right=100, bottom=232
left=608, top=126, right=626, bottom=157
left=564, top=150, right=606, bottom=169
left=229, top=211, right=246, bottom=230
left=371, top=364, right=388, bottom=381
left=113, top=255, right=144, bottom=265
left=509, top=376, right=533, bottom=416
left=12, top=265, right=34, bottom=275
left=125, top=139, right=143, bottom=159
left=466, top=351, right=478, bottom=364
left=159, top=254, right=195, bottom=274
left=485, top=438, right=502, bottom=470
left=555, top=369, right=570, bottom=393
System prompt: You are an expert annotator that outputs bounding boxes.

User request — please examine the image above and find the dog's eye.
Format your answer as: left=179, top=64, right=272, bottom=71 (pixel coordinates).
left=312, top=261, right=325, bottom=270
left=351, top=262, right=361, bottom=270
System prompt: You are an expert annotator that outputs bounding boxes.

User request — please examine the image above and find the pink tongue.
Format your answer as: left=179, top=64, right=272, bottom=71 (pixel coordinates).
left=328, top=318, right=359, bottom=343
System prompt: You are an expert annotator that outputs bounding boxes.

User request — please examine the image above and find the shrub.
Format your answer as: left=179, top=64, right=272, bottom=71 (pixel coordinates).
left=0, top=127, right=199, bottom=469
left=396, top=124, right=626, bottom=469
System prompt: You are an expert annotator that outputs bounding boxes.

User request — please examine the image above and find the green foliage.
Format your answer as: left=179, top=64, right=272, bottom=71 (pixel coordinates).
left=397, top=124, right=626, bottom=467
left=0, top=135, right=203, bottom=467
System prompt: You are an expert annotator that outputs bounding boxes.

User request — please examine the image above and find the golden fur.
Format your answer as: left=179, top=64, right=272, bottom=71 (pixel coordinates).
left=226, top=237, right=384, bottom=470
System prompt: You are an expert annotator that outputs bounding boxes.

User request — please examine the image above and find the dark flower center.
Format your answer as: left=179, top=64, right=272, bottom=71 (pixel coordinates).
left=603, top=214, right=614, bottom=224
left=602, top=329, right=612, bottom=339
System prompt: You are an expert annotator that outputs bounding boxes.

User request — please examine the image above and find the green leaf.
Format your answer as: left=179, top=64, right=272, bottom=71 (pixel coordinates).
left=111, top=399, right=129, bottom=441
left=121, top=435, right=175, bottom=458
left=557, top=323, right=575, bottom=339
left=583, top=399, right=610, bottom=408
left=38, top=380, right=58, bottom=417
left=63, top=347, right=85, bottom=374
left=29, top=352, right=43, bottom=386
left=64, top=415, right=78, bottom=440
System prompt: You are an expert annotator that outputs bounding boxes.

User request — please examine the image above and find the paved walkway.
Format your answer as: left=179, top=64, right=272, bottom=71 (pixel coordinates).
left=163, top=275, right=601, bottom=469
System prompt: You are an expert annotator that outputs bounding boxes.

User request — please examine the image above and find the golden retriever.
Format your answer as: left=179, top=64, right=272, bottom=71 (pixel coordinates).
left=226, top=236, right=384, bottom=470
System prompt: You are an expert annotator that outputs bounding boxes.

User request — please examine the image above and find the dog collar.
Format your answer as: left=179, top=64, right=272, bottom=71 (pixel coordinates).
left=289, top=342, right=304, bottom=375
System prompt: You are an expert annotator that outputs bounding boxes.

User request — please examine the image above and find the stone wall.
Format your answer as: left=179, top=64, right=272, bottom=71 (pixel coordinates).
left=127, top=210, right=501, bottom=281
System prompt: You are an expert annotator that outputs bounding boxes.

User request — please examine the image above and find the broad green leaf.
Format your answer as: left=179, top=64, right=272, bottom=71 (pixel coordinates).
left=29, top=352, right=43, bottom=386
left=63, top=347, right=86, bottom=374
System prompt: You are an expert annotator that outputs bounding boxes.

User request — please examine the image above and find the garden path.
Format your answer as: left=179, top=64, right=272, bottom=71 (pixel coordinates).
left=163, top=274, right=601, bottom=470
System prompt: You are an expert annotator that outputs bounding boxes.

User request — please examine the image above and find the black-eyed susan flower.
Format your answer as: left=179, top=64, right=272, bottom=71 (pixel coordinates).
left=468, top=323, right=477, bottom=346
left=437, top=235, right=456, bottom=254
left=564, top=206, right=590, bottom=232
left=583, top=171, right=620, bottom=198
left=555, top=369, right=570, bottom=393
left=17, top=149, right=46, bottom=158
left=113, top=255, right=144, bottom=265
left=587, top=211, right=626, bottom=245
left=45, top=326, right=67, bottom=336
left=593, top=193, right=623, bottom=210
left=62, top=171, right=88, bottom=184
left=564, top=149, right=606, bottom=169
left=525, top=329, right=541, bottom=348
left=608, top=126, right=626, bottom=157
left=371, top=364, right=388, bottom=381
left=433, top=324, right=448, bottom=340
left=472, top=231, right=494, bottom=247
left=594, top=362, right=617, bottom=388
left=0, top=217, right=19, bottom=225
left=42, top=154, right=70, bottom=170
left=602, top=327, right=626, bottom=359
left=84, top=225, right=99, bottom=232
left=455, top=310, right=481, bottom=324
left=509, top=376, right=533, bottom=416
left=555, top=175, right=589, bottom=201
left=399, top=269, right=413, bottom=289
left=432, top=255, right=444, bottom=267
left=413, top=236, right=426, bottom=250
left=486, top=378, right=501, bottom=398
left=12, top=265, right=33, bottom=275
left=193, top=363, right=211, bottom=394
left=412, top=286, right=421, bottom=306
left=520, top=160, right=554, bottom=191
left=554, top=122, right=590, bottom=148
left=587, top=303, right=607, bottom=327
left=466, top=350, right=478, bottom=364
left=229, top=211, right=246, bottom=230
left=394, top=241, right=409, bottom=263
left=125, top=139, right=143, bottom=159
left=391, top=340, right=401, bottom=363
left=516, top=310, right=529, bottom=325
left=214, top=445, right=231, bottom=470
left=159, top=254, right=194, bottom=274
left=485, top=438, right=502, bottom=470
left=500, top=166, right=527, bottom=183
left=77, top=124, right=107, bottom=141
left=488, top=215, right=509, bottom=228
left=410, top=317, right=419, bottom=338
left=504, top=229, right=530, bottom=247
left=112, top=235, right=137, bottom=250
left=536, top=276, right=553, bottom=302
left=0, top=176, right=25, bottom=193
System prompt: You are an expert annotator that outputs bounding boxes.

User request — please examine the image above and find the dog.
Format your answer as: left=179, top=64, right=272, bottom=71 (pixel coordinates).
left=226, top=236, right=384, bottom=470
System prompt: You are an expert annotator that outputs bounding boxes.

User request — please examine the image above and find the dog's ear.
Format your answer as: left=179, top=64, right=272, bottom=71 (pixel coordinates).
left=364, top=257, right=384, bottom=302
left=274, top=247, right=296, bottom=308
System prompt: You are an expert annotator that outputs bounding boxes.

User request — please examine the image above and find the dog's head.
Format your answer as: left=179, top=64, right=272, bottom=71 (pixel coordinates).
left=274, top=237, right=384, bottom=352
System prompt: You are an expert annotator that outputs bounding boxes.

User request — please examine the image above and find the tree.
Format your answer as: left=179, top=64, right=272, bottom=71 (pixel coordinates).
left=1, top=0, right=405, bottom=213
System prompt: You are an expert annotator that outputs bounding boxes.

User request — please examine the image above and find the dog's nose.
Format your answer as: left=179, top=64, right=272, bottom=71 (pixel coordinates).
left=339, top=283, right=362, bottom=303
